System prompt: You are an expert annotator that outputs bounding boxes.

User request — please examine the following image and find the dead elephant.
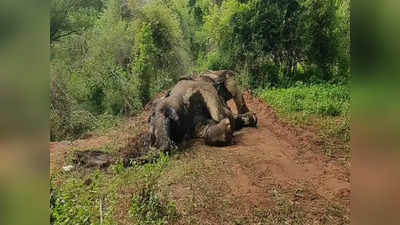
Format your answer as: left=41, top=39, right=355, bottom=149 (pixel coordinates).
left=149, top=70, right=257, bottom=151
left=186, top=70, right=251, bottom=114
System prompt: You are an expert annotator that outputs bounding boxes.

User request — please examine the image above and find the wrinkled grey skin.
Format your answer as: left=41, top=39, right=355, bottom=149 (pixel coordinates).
left=149, top=70, right=257, bottom=152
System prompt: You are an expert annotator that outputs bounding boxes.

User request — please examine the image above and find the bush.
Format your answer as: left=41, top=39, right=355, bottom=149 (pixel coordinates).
left=204, top=50, right=232, bottom=70
left=198, top=0, right=350, bottom=88
left=51, top=0, right=190, bottom=117
left=236, top=67, right=252, bottom=90
left=50, top=0, right=193, bottom=141
left=69, top=110, right=97, bottom=137
left=50, top=76, right=97, bottom=141
left=50, top=180, right=93, bottom=225
left=82, top=0, right=141, bottom=115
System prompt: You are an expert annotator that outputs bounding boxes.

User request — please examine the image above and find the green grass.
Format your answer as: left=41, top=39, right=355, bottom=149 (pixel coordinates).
left=50, top=153, right=178, bottom=225
left=257, top=84, right=350, bottom=158
left=257, top=84, right=349, bottom=117
left=130, top=185, right=178, bottom=225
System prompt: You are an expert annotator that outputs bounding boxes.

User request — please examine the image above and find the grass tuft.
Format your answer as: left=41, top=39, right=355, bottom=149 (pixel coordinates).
left=130, top=185, right=178, bottom=225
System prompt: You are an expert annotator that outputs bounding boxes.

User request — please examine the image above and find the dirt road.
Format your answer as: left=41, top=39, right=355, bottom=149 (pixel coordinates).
left=50, top=92, right=350, bottom=224
left=161, top=92, right=350, bottom=224
left=228, top=93, right=349, bottom=202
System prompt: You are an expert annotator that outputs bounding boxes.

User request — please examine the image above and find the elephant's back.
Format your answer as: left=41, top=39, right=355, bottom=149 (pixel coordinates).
left=169, top=80, right=216, bottom=97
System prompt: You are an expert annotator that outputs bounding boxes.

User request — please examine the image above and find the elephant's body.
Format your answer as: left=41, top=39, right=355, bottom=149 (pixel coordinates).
left=149, top=70, right=257, bottom=151
left=180, top=70, right=250, bottom=114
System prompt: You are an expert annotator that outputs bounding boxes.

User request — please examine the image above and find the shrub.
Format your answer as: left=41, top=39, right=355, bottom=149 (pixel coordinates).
left=199, top=0, right=350, bottom=88
left=205, top=50, right=232, bottom=70
left=52, top=0, right=190, bottom=118
left=136, top=2, right=190, bottom=94
left=50, top=76, right=97, bottom=141
left=69, top=110, right=97, bottom=137
left=236, top=67, right=252, bottom=90
left=50, top=169, right=123, bottom=225
left=51, top=190, right=91, bottom=225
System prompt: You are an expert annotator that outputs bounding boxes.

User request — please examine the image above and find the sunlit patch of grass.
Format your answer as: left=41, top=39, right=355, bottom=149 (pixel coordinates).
left=257, top=84, right=349, bottom=117
left=257, top=84, right=350, bottom=159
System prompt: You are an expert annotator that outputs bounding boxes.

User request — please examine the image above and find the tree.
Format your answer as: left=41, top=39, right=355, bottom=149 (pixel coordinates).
left=50, top=0, right=103, bottom=43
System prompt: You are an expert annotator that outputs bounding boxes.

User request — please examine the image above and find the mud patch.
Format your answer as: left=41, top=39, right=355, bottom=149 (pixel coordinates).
left=72, top=150, right=114, bottom=168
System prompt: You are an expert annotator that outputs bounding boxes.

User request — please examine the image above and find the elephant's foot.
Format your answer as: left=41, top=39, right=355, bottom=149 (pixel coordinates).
left=234, top=112, right=258, bottom=129
left=205, top=118, right=233, bottom=146
left=244, top=111, right=258, bottom=127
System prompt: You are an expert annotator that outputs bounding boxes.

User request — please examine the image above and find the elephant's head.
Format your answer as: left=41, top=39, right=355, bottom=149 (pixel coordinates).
left=148, top=100, right=180, bottom=152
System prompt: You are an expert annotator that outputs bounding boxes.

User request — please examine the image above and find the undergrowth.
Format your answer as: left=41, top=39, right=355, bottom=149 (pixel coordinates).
left=50, top=153, right=178, bottom=225
left=257, top=84, right=350, bottom=158
left=257, top=84, right=349, bottom=117
left=130, top=186, right=178, bottom=225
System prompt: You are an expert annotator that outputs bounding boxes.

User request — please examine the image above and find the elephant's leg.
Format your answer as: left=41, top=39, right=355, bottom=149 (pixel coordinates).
left=193, top=116, right=233, bottom=146
left=225, top=77, right=250, bottom=114
left=200, top=90, right=227, bottom=122
left=205, top=118, right=233, bottom=146
left=204, top=91, right=256, bottom=131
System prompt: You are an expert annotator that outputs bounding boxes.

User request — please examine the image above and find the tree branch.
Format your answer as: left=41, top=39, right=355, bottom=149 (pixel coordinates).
left=51, top=30, right=78, bottom=43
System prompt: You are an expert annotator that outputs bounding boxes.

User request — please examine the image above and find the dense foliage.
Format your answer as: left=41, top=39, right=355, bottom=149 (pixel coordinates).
left=50, top=0, right=350, bottom=140
left=198, top=0, right=350, bottom=87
